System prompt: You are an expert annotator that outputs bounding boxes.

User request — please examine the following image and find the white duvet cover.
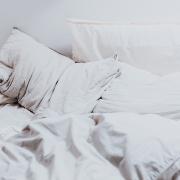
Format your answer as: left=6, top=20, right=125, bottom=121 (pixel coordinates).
left=0, top=104, right=32, bottom=139
left=1, top=110, right=180, bottom=180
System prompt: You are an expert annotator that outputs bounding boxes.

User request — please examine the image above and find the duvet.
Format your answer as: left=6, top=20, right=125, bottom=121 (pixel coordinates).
left=1, top=110, right=180, bottom=180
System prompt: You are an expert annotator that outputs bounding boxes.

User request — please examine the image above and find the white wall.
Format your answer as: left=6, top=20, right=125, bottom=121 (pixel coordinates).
left=0, top=0, right=180, bottom=56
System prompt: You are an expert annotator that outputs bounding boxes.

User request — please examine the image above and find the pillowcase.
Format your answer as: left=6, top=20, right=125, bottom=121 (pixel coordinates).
left=0, top=63, right=16, bottom=105
left=69, top=19, right=180, bottom=75
left=0, top=63, right=12, bottom=83
left=94, top=62, right=180, bottom=120
left=0, top=28, right=74, bottom=112
left=49, top=57, right=121, bottom=114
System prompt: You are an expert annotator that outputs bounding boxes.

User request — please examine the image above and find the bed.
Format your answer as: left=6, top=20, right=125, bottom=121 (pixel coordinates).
left=0, top=22, right=180, bottom=180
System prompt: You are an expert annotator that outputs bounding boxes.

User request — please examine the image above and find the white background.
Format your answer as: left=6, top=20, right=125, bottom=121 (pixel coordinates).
left=0, top=0, right=180, bottom=56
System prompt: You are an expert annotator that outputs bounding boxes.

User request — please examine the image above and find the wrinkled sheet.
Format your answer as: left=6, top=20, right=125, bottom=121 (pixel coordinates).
left=0, top=110, right=121, bottom=180
left=1, top=111, right=180, bottom=179
left=92, top=113, right=180, bottom=180
left=0, top=104, right=32, bottom=139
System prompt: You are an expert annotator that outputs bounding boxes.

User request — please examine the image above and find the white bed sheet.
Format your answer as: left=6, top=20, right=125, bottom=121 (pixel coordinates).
left=0, top=110, right=180, bottom=180
left=0, top=104, right=32, bottom=139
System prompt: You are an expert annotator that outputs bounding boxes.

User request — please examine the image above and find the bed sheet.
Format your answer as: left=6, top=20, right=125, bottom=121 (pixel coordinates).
left=0, top=110, right=180, bottom=179
left=0, top=104, right=32, bottom=139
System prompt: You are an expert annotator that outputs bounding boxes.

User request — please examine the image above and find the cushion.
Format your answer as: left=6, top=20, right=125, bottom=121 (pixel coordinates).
left=70, top=20, right=180, bottom=75
left=94, top=62, right=180, bottom=120
left=0, top=28, right=74, bottom=112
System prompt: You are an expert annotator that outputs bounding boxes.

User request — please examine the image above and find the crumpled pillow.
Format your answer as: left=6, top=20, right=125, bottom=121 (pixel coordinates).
left=49, top=57, right=121, bottom=114
left=0, top=63, right=16, bottom=105
left=0, top=28, right=74, bottom=112
left=0, top=29, right=121, bottom=114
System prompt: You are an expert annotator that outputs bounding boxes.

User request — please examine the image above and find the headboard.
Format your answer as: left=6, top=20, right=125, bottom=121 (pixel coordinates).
left=1, top=0, right=180, bottom=57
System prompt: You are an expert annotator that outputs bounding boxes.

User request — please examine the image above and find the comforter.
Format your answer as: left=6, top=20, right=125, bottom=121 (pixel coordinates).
left=1, top=110, right=180, bottom=180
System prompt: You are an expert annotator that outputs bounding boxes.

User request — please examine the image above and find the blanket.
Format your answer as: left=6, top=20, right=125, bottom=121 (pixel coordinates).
left=1, top=111, right=180, bottom=180
left=0, top=110, right=121, bottom=180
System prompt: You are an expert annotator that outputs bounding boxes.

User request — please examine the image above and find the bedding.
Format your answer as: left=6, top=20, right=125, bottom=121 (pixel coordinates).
left=69, top=20, right=180, bottom=75
left=0, top=28, right=120, bottom=114
left=0, top=62, right=11, bottom=83
left=0, top=104, right=32, bottom=140
left=1, top=25, right=180, bottom=180
left=0, top=94, right=16, bottom=105
left=0, top=62, right=15, bottom=105
left=94, top=62, right=180, bottom=120
left=0, top=28, right=74, bottom=112
left=0, top=110, right=180, bottom=180
left=49, top=57, right=120, bottom=114
left=92, top=112, right=180, bottom=180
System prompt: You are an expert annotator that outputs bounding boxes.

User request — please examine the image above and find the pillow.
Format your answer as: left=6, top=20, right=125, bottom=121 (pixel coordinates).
left=0, top=29, right=120, bottom=114
left=0, top=63, right=16, bottom=105
left=69, top=20, right=180, bottom=75
left=49, top=57, right=121, bottom=114
left=0, top=28, right=74, bottom=112
left=94, top=62, right=180, bottom=120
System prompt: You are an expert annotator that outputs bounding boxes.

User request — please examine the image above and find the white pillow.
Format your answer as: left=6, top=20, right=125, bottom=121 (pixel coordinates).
left=49, top=57, right=121, bottom=114
left=0, top=29, right=120, bottom=114
left=0, top=63, right=15, bottom=105
left=0, top=29, right=74, bottom=112
left=70, top=20, right=180, bottom=75
left=94, top=62, right=180, bottom=120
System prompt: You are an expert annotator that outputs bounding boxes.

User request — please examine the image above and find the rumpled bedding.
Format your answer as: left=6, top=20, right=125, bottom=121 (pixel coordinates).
left=1, top=29, right=180, bottom=180
left=0, top=29, right=120, bottom=114
left=0, top=104, right=32, bottom=129
left=0, top=110, right=121, bottom=180
left=0, top=104, right=32, bottom=140
left=49, top=59, right=120, bottom=114
left=0, top=63, right=16, bottom=105
left=0, top=29, right=74, bottom=112
left=0, top=57, right=119, bottom=114
left=0, top=49, right=73, bottom=112
left=94, top=62, right=180, bottom=120
left=1, top=110, right=180, bottom=180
